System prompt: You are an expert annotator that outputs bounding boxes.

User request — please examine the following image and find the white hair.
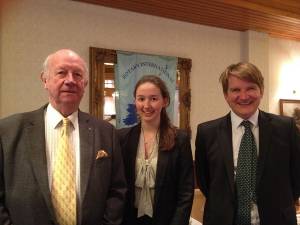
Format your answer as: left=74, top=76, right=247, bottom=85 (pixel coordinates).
left=41, top=49, right=88, bottom=81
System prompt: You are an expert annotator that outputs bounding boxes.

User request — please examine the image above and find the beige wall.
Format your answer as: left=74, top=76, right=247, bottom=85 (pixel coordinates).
left=269, top=38, right=300, bottom=114
left=1, top=0, right=300, bottom=152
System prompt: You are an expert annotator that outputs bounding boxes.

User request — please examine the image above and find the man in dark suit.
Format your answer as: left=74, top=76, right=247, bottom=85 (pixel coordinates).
left=0, top=49, right=126, bottom=225
left=195, top=62, right=300, bottom=225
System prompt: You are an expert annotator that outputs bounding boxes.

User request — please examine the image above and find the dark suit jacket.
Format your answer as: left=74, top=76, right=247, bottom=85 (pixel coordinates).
left=118, top=124, right=194, bottom=225
left=195, top=110, right=300, bottom=225
left=0, top=105, right=127, bottom=225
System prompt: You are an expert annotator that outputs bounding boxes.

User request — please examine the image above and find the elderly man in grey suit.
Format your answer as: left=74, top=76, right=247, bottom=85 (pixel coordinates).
left=0, top=49, right=126, bottom=225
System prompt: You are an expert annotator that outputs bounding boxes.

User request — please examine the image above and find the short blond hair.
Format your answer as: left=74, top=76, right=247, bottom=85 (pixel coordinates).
left=219, top=62, right=264, bottom=93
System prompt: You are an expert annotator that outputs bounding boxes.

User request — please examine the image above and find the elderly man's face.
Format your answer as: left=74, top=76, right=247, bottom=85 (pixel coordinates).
left=42, top=50, right=88, bottom=112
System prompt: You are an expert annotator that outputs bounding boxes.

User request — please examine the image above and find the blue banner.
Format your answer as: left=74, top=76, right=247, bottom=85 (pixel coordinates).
left=115, top=51, right=177, bottom=128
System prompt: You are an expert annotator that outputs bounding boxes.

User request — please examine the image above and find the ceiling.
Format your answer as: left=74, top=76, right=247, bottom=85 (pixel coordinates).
left=74, top=0, right=300, bottom=41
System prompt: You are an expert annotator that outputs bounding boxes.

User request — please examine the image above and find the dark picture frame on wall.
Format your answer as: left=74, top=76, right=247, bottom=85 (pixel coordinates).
left=279, top=99, right=300, bottom=131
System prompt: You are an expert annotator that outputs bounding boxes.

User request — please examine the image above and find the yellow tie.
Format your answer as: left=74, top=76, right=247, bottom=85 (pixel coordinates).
left=52, top=118, right=76, bottom=225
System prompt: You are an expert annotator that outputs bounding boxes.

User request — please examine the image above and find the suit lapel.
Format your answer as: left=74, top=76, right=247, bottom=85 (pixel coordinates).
left=219, top=114, right=235, bottom=195
left=257, top=111, right=272, bottom=188
left=153, top=131, right=171, bottom=213
left=154, top=147, right=169, bottom=208
left=78, top=112, right=94, bottom=204
left=128, top=125, right=140, bottom=184
left=217, top=111, right=272, bottom=196
left=26, top=106, right=55, bottom=218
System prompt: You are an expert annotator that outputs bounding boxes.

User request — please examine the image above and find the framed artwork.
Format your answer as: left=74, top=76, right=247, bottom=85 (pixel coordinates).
left=279, top=99, right=300, bottom=131
left=89, top=47, right=191, bottom=134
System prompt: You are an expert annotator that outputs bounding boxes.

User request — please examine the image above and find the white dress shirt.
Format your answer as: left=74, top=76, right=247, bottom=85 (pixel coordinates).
left=230, top=110, right=260, bottom=225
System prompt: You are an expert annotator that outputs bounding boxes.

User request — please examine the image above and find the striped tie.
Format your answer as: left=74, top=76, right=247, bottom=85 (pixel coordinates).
left=51, top=118, right=76, bottom=225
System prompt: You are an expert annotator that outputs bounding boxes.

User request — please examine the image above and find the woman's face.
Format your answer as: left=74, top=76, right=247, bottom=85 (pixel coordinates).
left=135, top=82, right=168, bottom=125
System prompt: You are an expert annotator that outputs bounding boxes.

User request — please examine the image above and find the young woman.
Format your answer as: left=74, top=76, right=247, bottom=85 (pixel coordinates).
left=118, top=75, right=194, bottom=225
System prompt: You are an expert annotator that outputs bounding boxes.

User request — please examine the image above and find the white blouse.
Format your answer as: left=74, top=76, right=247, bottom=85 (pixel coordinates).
left=134, top=133, right=159, bottom=218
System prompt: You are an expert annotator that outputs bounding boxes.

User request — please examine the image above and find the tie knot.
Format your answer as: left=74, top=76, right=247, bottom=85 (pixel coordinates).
left=62, top=118, right=70, bottom=127
left=61, top=118, right=71, bottom=136
left=241, top=120, right=251, bottom=129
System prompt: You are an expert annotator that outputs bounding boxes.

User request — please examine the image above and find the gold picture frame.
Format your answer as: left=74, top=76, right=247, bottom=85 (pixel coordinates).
left=279, top=99, right=300, bottom=116
left=89, top=47, right=192, bottom=134
left=279, top=99, right=300, bottom=131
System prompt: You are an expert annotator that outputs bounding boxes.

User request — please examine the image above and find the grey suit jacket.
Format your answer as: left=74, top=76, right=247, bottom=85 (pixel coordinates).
left=195, top=110, right=300, bottom=225
left=0, top=105, right=126, bottom=225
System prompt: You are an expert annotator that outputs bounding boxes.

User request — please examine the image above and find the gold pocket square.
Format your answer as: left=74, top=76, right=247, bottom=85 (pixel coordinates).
left=96, top=150, right=108, bottom=160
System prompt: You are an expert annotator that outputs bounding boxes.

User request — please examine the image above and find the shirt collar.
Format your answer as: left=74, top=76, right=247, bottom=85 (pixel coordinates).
left=230, top=109, right=259, bottom=129
left=46, top=103, right=78, bottom=129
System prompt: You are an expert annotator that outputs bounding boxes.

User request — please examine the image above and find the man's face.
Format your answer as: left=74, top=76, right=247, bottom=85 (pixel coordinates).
left=42, top=50, right=88, bottom=112
left=224, top=75, right=263, bottom=119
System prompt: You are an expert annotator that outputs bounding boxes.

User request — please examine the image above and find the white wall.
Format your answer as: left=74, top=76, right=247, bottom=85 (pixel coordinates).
left=1, top=0, right=300, bottom=152
left=269, top=38, right=300, bottom=114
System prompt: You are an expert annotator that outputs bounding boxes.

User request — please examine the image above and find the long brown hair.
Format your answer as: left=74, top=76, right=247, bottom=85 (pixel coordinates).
left=134, top=75, right=177, bottom=150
